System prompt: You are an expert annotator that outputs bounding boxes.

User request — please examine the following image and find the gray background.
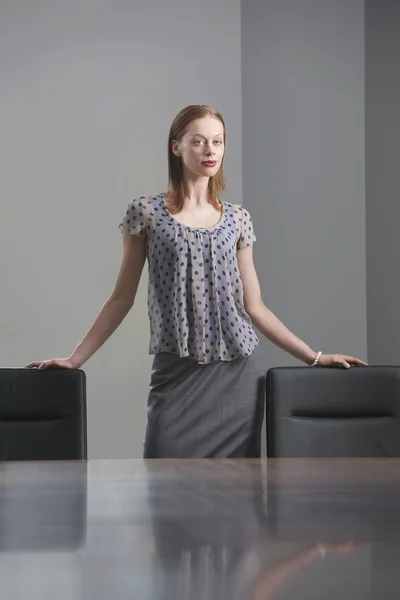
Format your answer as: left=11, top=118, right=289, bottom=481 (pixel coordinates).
left=242, top=0, right=367, bottom=369
left=0, top=0, right=395, bottom=458
left=366, top=0, right=400, bottom=365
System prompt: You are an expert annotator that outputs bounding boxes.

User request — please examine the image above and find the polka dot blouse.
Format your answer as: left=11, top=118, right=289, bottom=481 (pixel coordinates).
left=119, top=192, right=259, bottom=364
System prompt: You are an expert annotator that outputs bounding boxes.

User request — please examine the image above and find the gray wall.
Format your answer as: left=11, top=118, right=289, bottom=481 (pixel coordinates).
left=366, top=0, right=400, bottom=365
left=0, top=0, right=242, bottom=458
left=241, top=0, right=367, bottom=367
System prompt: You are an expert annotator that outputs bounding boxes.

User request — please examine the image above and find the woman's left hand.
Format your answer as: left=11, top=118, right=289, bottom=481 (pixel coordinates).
left=317, top=354, right=368, bottom=369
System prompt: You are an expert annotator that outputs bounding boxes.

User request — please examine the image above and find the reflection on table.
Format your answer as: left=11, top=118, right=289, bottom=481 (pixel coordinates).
left=1, top=459, right=400, bottom=599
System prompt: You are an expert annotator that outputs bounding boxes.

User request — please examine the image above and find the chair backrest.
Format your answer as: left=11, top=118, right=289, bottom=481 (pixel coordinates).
left=0, top=368, right=87, bottom=460
left=266, top=366, right=400, bottom=457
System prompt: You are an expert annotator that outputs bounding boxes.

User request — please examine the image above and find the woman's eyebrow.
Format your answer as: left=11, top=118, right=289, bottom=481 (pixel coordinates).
left=191, top=132, right=224, bottom=137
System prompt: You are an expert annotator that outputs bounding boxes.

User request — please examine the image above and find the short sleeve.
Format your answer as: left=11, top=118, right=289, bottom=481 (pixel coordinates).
left=119, top=197, right=149, bottom=240
left=235, top=205, right=257, bottom=249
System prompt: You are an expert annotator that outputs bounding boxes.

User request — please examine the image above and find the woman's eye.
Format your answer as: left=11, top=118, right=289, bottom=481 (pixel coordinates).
left=192, top=139, right=223, bottom=145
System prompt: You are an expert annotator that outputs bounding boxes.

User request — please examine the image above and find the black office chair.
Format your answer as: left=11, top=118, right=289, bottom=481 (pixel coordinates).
left=0, top=368, right=87, bottom=460
left=266, top=366, right=400, bottom=457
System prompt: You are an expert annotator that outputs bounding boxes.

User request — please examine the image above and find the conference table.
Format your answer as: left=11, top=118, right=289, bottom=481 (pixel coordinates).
left=1, top=458, right=400, bottom=599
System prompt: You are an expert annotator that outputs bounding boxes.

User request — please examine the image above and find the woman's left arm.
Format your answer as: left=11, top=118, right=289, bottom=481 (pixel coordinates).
left=237, top=245, right=368, bottom=368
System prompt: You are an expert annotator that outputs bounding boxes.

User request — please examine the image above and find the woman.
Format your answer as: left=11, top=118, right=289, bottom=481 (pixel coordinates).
left=27, top=104, right=367, bottom=458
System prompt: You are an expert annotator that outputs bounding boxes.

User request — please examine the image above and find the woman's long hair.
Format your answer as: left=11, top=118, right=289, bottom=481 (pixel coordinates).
left=167, top=105, right=227, bottom=213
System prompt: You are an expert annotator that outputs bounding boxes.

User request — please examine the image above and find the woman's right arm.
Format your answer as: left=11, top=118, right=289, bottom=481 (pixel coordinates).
left=26, top=229, right=146, bottom=370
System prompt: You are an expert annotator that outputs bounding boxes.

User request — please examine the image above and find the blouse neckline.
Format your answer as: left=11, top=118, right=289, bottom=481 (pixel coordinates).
left=159, top=192, right=225, bottom=232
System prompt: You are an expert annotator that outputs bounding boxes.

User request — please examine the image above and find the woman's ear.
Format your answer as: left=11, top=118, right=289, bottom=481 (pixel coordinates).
left=171, top=140, right=181, bottom=157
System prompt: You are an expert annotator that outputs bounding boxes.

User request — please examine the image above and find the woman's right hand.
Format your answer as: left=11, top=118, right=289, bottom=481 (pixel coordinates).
left=25, top=357, right=79, bottom=371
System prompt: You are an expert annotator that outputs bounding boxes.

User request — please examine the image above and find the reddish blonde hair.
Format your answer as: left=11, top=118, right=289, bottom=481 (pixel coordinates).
left=166, top=105, right=227, bottom=213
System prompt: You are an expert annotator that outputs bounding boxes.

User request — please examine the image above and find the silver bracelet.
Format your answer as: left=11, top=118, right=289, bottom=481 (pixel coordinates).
left=311, top=351, right=322, bottom=367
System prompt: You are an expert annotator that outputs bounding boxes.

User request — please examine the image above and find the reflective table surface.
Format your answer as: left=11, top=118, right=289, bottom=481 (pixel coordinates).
left=1, top=458, right=400, bottom=599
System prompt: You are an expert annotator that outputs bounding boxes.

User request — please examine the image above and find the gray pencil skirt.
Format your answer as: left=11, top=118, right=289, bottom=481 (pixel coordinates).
left=143, top=343, right=265, bottom=459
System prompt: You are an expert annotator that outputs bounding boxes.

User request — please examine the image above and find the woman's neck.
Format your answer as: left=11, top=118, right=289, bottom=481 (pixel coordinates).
left=181, top=176, right=210, bottom=205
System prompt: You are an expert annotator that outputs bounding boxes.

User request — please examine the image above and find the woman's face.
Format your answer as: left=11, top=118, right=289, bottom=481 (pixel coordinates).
left=172, top=116, right=225, bottom=179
